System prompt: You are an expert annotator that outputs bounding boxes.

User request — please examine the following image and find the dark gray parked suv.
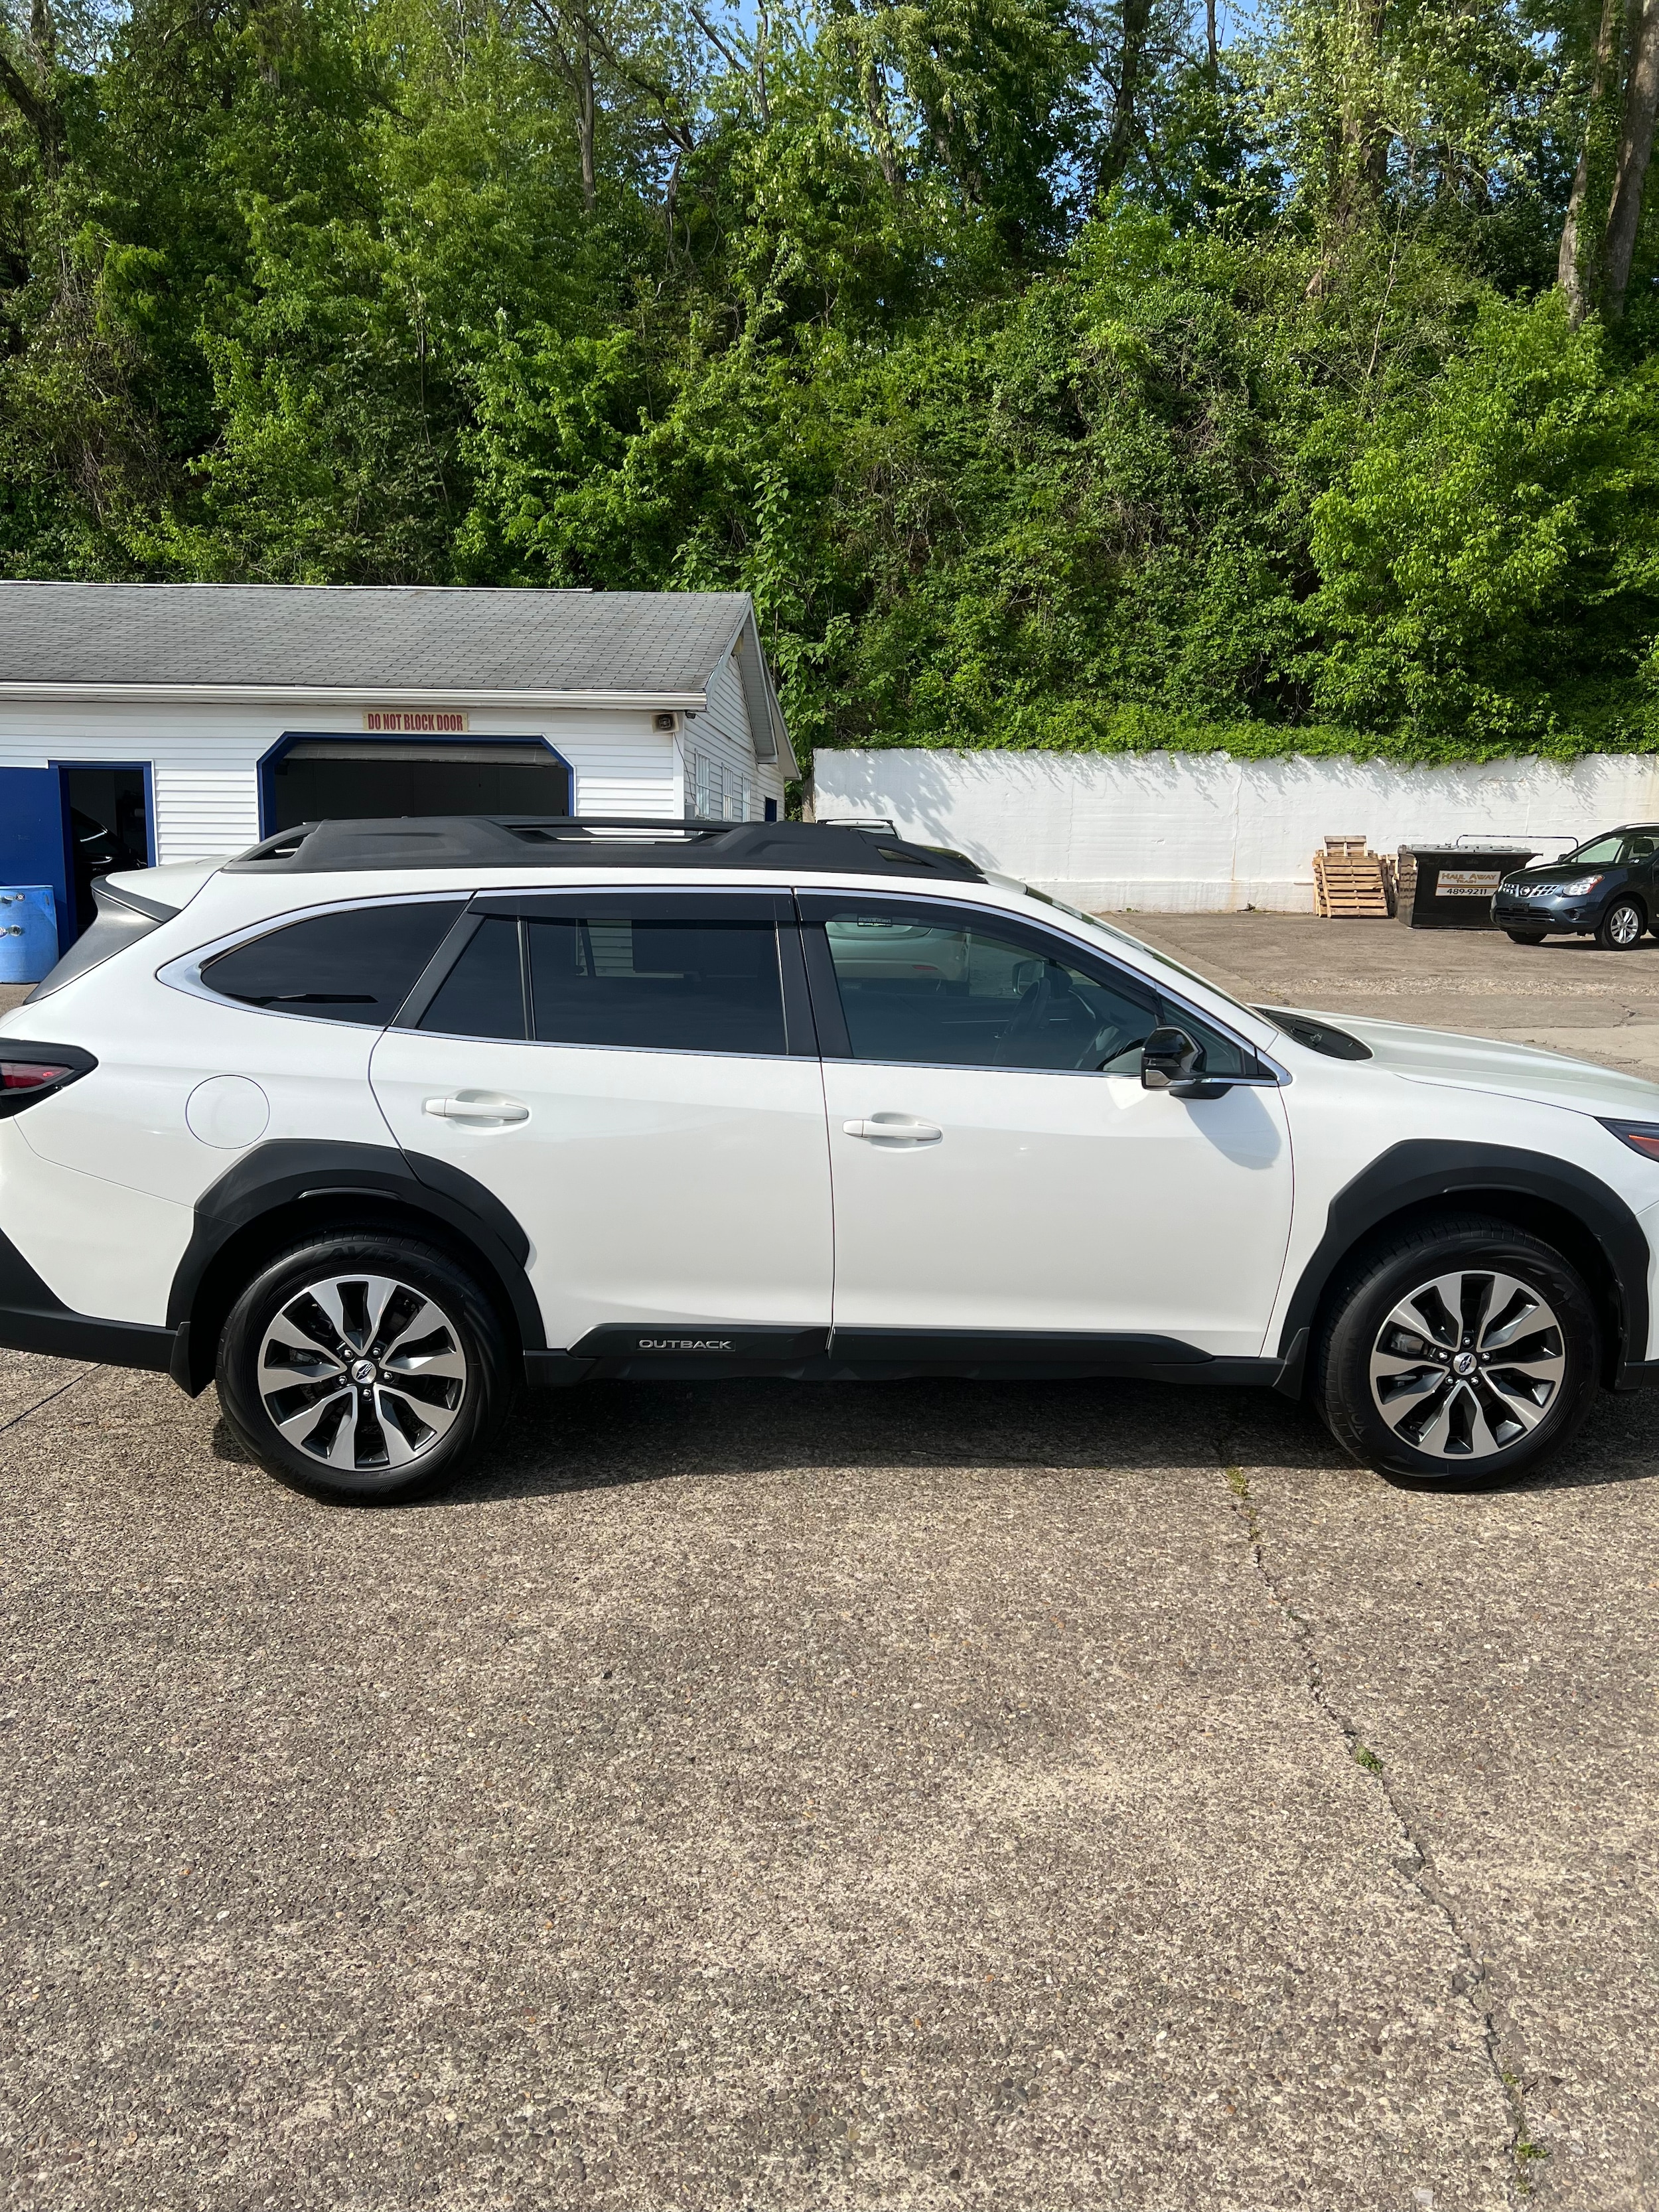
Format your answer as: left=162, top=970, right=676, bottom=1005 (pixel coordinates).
left=1493, top=826, right=1659, bottom=949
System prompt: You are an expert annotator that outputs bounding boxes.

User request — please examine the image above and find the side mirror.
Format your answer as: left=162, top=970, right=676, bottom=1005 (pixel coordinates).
left=1141, top=1025, right=1205, bottom=1091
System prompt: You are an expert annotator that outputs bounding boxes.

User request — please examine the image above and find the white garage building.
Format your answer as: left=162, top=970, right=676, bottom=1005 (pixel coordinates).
left=0, top=583, right=794, bottom=949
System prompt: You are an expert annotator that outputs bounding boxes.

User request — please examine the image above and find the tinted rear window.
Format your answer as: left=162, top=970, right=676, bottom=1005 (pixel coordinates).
left=527, top=909, right=786, bottom=1055
left=203, top=902, right=465, bottom=1025
left=421, top=917, right=527, bottom=1040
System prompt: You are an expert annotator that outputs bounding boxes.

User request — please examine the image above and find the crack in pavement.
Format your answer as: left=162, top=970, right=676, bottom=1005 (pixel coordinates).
left=1216, top=1453, right=1548, bottom=2206
left=0, top=1365, right=99, bottom=1436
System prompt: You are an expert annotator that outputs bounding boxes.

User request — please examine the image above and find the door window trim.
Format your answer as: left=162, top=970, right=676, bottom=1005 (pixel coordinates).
left=398, top=885, right=815, bottom=1060
left=794, top=888, right=1286, bottom=1082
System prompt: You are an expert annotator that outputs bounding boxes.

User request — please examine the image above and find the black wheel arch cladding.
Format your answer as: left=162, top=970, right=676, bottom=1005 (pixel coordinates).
left=1279, top=1140, right=1647, bottom=1383
left=168, top=1140, right=543, bottom=1396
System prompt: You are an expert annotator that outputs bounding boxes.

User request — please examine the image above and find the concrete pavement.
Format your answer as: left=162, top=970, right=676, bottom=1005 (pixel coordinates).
left=3, top=1356, right=1656, bottom=2209
left=3, top=920, right=1658, bottom=2208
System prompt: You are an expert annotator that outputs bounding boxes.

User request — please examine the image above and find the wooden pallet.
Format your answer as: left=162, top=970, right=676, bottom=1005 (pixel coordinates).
left=1313, top=836, right=1393, bottom=919
left=1394, top=851, right=1417, bottom=919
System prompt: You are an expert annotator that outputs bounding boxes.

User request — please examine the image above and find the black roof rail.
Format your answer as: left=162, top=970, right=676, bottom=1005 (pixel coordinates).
left=224, top=816, right=985, bottom=882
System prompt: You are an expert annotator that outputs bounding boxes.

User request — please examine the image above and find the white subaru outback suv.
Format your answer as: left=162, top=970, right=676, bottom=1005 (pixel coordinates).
left=4, top=814, right=1659, bottom=1502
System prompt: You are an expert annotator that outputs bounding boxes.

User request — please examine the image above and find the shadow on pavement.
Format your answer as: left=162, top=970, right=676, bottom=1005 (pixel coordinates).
left=210, top=1366, right=1659, bottom=1503
left=417, top=1375, right=1337, bottom=1503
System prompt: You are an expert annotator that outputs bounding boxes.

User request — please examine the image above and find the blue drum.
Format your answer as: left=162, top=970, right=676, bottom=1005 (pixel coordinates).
left=0, top=885, right=60, bottom=984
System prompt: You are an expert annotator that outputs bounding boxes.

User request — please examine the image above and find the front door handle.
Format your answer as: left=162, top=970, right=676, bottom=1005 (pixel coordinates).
left=842, top=1116, right=943, bottom=1143
left=423, top=1092, right=530, bottom=1127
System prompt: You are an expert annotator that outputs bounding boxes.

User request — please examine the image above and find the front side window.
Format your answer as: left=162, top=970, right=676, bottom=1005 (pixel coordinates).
left=202, top=901, right=465, bottom=1025
left=808, top=900, right=1254, bottom=1076
left=1018, top=883, right=1260, bottom=1026
left=419, top=897, right=788, bottom=1057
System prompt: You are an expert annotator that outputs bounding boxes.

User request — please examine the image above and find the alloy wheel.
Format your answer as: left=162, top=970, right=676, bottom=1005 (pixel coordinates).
left=257, top=1272, right=468, bottom=1469
left=1607, top=902, right=1642, bottom=947
left=1367, top=1268, right=1565, bottom=1460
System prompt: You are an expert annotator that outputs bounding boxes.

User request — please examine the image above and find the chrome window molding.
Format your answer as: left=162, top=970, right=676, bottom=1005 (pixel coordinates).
left=407, top=1027, right=792, bottom=1063
left=400, top=1027, right=1285, bottom=1080
left=818, top=1056, right=1285, bottom=1085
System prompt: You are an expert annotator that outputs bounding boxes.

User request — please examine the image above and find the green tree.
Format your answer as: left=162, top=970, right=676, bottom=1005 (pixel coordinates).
left=4, top=0, right=1659, bottom=766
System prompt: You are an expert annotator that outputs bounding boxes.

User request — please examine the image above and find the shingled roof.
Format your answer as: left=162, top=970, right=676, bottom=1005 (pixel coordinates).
left=0, top=583, right=794, bottom=770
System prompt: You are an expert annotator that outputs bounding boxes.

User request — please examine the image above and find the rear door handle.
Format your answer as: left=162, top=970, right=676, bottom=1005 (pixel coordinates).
left=423, top=1092, right=530, bottom=1127
left=842, top=1116, right=943, bottom=1143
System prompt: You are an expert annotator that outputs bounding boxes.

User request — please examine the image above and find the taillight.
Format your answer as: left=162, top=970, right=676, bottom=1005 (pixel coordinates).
left=0, top=1042, right=96, bottom=1117
left=1, top=1062, right=74, bottom=1090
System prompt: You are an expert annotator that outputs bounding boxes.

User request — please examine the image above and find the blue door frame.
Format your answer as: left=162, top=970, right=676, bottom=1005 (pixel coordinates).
left=0, top=762, right=157, bottom=948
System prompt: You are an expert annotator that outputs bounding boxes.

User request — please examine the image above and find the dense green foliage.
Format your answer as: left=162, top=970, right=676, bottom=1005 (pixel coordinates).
left=4, top=0, right=1659, bottom=765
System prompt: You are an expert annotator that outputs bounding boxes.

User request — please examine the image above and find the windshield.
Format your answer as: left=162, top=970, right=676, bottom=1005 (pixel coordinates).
left=1009, top=881, right=1264, bottom=1028
left=1569, top=833, right=1627, bottom=864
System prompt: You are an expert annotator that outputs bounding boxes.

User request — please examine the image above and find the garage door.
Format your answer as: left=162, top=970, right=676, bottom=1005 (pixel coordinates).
left=268, top=739, right=571, bottom=830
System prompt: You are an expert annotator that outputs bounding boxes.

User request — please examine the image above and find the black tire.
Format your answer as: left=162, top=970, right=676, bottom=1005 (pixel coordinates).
left=1316, top=1214, right=1600, bottom=1485
left=1505, top=929, right=1546, bottom=946
left=1596, top=897, right=1644, bottom=950
left=216, top=1232, right=512, bottom=1503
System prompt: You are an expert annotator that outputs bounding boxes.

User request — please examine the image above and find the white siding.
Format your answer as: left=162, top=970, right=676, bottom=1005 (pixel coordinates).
left=681, top=648, right=786, bottom=819
left=0, top=699, right=680, bottom=861
left=559, top=716, right=679, bottom=821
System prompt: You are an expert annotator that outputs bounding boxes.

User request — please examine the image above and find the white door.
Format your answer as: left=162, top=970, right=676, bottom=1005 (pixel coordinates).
left=802, top=896, right=1293, bottom=1358
left=370, top=891, right=832, bottom=1351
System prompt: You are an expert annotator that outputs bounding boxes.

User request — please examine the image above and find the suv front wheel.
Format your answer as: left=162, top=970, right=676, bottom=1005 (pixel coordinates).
left=1318, top=1216, right=1600, bottom=1482
left=216, top=1232, right=511, bottom=1502
left=1597, top=896, right=1644, bottom=950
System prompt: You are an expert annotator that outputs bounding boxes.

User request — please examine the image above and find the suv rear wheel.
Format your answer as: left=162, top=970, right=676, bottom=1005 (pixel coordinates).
left=1318, top=1215, right=1599, bottom=1482
left=216, top=1233, right=511, bottom=1502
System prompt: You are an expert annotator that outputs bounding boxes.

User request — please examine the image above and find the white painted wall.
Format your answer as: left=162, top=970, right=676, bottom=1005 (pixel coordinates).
left=0, top=699, right=682, bottom=863
left=810, top=748, right=1659, bottom=911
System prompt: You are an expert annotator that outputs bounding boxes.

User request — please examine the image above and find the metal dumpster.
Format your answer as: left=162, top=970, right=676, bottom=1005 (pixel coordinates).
left=1396, top=846, right=1537, bottom=928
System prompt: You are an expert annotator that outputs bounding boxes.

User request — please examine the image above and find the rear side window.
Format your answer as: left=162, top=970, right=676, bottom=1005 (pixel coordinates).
left=202, top=901, right=465, bottom=1025
left=414, top=896, right=788, bottom=1055
left=420, top=917, right=527, bottom=1040
left=527, top=907, right=785, bottom=1055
